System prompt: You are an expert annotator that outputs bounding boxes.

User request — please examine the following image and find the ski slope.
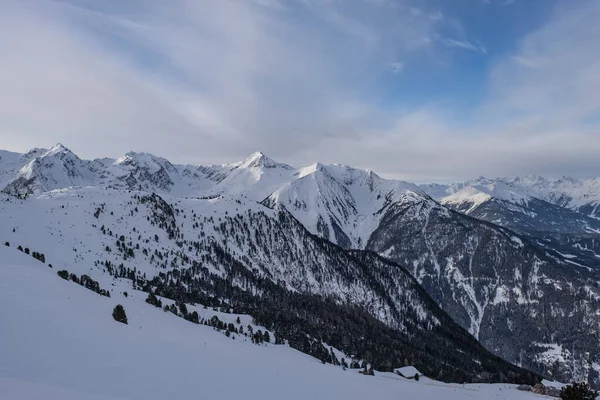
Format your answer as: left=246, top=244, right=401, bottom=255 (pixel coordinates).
left=0, top=246, right=543, bottom=400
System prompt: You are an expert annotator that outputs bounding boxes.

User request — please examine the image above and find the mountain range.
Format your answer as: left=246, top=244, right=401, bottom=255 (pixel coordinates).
left=1, top=143, right=600, bottom=386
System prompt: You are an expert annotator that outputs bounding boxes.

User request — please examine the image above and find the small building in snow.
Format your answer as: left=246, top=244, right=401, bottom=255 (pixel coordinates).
left=394, top=366, right=422, bottom=380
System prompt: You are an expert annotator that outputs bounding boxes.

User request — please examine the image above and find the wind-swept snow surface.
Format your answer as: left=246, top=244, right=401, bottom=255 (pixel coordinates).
left=0, top=246, right=542, bottom=400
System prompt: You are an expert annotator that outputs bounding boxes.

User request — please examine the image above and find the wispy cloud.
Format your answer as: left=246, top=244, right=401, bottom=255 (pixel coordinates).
left=0, top=0, right=597, bottom=181
left=437, top=37, right=487, bottom=54
left=0, top=0, right=447, bottom=164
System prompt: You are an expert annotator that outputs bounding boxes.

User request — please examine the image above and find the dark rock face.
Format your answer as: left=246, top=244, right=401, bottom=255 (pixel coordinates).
left=366, top=197, right=600, bottom=386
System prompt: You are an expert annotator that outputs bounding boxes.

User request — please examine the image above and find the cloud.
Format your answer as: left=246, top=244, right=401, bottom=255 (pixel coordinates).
left=0, top=0, right=597, bottom=182
left=0, top=0, right=450, bottom=165
left=296, top=0, right=600, bottom=182
left=437, top=37, right=487, bottom=54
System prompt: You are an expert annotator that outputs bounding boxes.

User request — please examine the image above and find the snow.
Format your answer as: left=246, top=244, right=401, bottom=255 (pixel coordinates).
left=266, top=163, right=425, bottom=248
left=441, top=187, right=492, bottom=213
left=395, top=366, right=422, bottom=377
left=438, top=183, right=530, bottom=214
left=535, top=343, right=568, bottom=364
left=0, top=246, right=543, bottom=400
left=0, top=145, right=431, bottom=248
left=425, top=175, right=600, bottom=218
left=542, top=379, right=566, bottom=389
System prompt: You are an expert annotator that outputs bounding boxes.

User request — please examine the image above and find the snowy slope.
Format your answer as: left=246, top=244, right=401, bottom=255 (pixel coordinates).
left=0, top=187, right=444, bottom=332
left=440, top=183, right=530, bottom=211
left=198, top=151, right=297, bottom=200
left=2, top=144, right=101, bottom=194
left=0, top=187, right=543, bottom=385
left=265, top=163, right=424, bottom=248
left=0, top=245, right=545, bottom=400
left=0, top=149, right=29, bottom=189
left=3, top=143, right=600, bottom=387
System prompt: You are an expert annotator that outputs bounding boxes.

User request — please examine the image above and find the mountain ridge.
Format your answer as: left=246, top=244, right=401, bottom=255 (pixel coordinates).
left=2, top=143, right=600, bottom=386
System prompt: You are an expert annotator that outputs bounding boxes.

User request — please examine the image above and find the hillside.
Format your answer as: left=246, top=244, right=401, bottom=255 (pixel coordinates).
left=0, top=187, right=536, bottom=384
left=2, top=144, right=600, bottom=386
left=0, top=245, right=547, bottom=399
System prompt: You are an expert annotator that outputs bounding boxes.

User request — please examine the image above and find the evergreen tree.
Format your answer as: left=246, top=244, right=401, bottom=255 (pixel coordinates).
left=560, top=382, right=599, bottom=400
left=146, top=293, right=161, bottom=308
left=57, top=270, right=69, bottom=280
left=189, top=311, right=200, bottom=324
left=112, top=304, right=128, bottom=324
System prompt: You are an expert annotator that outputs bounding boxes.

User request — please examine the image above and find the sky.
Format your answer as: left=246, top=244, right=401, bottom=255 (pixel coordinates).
left=0, top=0, right=599, bottom=182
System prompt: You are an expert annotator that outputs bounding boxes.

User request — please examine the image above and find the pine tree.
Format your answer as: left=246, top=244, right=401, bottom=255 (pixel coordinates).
left=178, top=302, right=188, bottom=316
left=146, top=293, right=161, bottom=307
left=560, top=382, right=599, bottom=400
left=112, top=304, right=128, bottom=324
left=57, top=270, right=69, bottom=280
left=189, top=311, right=200, bottom=324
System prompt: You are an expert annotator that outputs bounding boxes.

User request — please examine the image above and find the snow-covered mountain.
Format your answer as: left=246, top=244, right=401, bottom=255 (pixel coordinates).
left=0, top=145, right=298, bottom=199
left=422, top=178, right=600, bottom=267
left=2, top=143, right=600, bottom=387
left=2, top=144, right=100, bottom=194
left=423, top=175, right=600, bottom=221
left=0, top=244, right=547, bottom=399
left=264, top=163, right=422, bottom=248
left=502, top=175, right=600, bottom=219
left=0, top=187, right=535, bottom=385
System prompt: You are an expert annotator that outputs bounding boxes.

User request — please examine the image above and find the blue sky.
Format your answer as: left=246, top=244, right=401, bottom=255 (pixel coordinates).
left=0, top=0, right=598, bottom=181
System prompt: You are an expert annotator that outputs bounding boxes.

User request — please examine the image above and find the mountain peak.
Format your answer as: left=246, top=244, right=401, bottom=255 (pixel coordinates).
left=239, top=151, right=292, bottom=169
left=43, top=143, right=77, bottom=159
left=115, top=151, right=175, bottom=175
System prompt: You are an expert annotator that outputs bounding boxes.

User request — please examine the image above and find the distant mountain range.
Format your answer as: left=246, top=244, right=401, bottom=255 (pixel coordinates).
left=1, top=143, right=599, bottom=386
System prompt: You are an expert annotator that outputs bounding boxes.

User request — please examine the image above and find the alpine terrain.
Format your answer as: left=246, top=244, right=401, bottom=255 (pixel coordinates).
left=2, top=144, right=599, bottom=393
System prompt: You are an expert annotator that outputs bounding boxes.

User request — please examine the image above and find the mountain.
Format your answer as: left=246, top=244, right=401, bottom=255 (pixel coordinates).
left=2, top=144, right=100, bottom=194
left=201, top=151, right=296, bottom=200
left=0, top=187, right=536, bottom=384
left=263, top=161, right=600, bottom=384
left=262, top=164, right=600, bottom=385
left=423, top=175, right=600, bottom=220
left=0, top=244, right=546, bottom=399
left=2, top=144, right=600, bottom=387
left=264, top=163, right=422, bottom=248
left=502, top=175, right=600, bottom=220
left=0, top=146, right=297, bottom=200
left=364, top=195, right=600, bottom=385
left=422, top=179, right=600, bottom=267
